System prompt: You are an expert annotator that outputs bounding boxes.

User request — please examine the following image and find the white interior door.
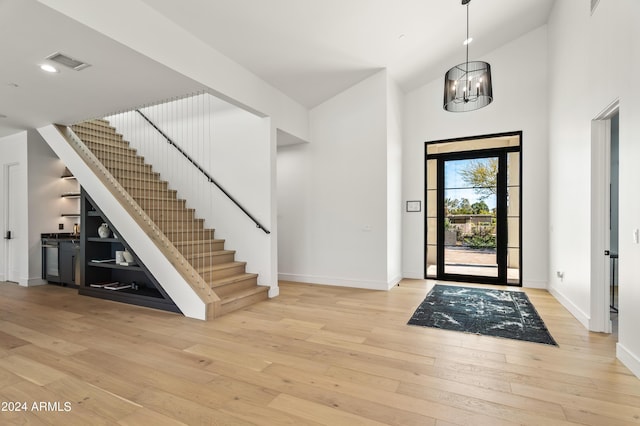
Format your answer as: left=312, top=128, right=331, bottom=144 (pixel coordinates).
left=4, top=163, right=19, bottom=283
left=590, top=99, right=619, bottom=333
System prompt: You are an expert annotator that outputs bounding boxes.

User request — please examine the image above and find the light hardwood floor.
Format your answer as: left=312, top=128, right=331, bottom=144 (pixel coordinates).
left=0, top=280, right=638, bottom=425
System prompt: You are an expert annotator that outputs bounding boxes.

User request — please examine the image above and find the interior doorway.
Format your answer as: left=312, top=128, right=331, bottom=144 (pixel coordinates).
left=590, top=99, right=619, bottom=333
left=3, top=162, right=20, bottom=283
left=609, top=112, right=619, bottom=334
left=425, top=132, right=522, bottom=285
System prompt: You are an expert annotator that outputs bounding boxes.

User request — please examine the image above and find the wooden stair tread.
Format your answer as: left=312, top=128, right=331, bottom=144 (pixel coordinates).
left=133, top=196, right=184, bottom=203
left=73, top=129, right=123, bottom=141
left=83, top=137, right=129, bottom=146
left=132, top=194, right=181, bottom=201
left=198, top=261, right=246, bottom=273
left=162, top=233, right=216, bottom=240
left=209, top=272, right=258, bottom=288
left=116, top=172, right=164, bottom=180
left=184, top=245, right=225, bottom=259
left=119, top=180, right=169, bottom=186
left=96, top=156, right=146, bottom=165
left=154, top=218, right=204, bottom=223
left=88, top=142, right=136, bottom=151
left=220, top=286, right=268, bottom=305
left=102, top=162, right=152, bottom=170
left=164, top=230, right=216, bottom=235
left=173, top=240, right=226, bottom=247
left=143, top=206, right=195, bottom=212
left=76, top=119, right=114, bottom=128
left=73, top=123, right=119, bottom=132
left=163, top=230, right=216, bottom=236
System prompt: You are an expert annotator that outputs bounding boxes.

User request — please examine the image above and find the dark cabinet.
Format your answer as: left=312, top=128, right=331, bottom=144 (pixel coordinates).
left=59, top=240, right=79, bottom=286
left=41, top=237, right=79, bottom=287
left=79, top=189, right=179, bottom=313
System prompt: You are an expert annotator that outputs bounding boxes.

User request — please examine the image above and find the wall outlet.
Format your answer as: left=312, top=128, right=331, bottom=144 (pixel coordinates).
left=58, top=223, right=64, bottom=230
left=556, top=271, right=564, bottom=280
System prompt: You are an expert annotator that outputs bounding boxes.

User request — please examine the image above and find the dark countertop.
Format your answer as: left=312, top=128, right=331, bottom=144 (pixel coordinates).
left=41, top=233, right=80, bottom=242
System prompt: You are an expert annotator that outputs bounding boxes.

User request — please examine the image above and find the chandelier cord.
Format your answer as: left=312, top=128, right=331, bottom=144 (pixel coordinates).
left=465, top=2, right=470, bottom=99
left=466, top=2, right=469, bottom=68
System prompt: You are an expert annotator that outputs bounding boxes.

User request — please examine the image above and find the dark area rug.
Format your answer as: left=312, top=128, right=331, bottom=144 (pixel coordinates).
left=408, top=284, right=558, bottom=346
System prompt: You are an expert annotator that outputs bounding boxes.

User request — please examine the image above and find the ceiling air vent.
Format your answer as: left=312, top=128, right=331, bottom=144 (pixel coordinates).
left=591, top=0, right=600, bottom=14
left=45, top=52, right=91, bottom=71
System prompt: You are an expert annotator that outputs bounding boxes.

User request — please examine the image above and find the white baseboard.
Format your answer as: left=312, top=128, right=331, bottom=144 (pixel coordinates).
left=523, top=279, right=547, bottom=289
left=278, top=273, right=389, bottom=291
left=268, top=285, right=279, bottom=298
left=402, top=271, right=424, bottom=280
left=617, top=343, right=640, bottom=379
left=548, top=284, right=590, bottom=329
left=387, top=275, right=402, bottom=290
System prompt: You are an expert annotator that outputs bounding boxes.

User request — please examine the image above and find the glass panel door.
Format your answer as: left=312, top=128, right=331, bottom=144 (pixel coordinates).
left=425, top=132, right=521, bottom=285
left=442, top=157, right=499, bottom=278
left=507, top=152, right=521, bottom=284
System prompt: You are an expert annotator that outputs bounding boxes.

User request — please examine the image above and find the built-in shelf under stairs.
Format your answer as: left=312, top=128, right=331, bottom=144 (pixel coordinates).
left=70, top=119, right=268, bottom=317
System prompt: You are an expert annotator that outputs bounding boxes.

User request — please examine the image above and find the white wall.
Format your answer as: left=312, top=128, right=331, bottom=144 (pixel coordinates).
left=0, top=131, right=84, bottom=286
left=387, top=77, right=403, bottom=285
left=402, top=26, right=549, bottom=288
left=548, top=0, right=640, bottom=376
left=546, top=0, right=640, bottom=376
left=0, top=132, right=29, bottom=285
left=547, top=0, right=593, bottom=328
left=277, top=139, right=310, bottom=286
left=278, top=70, right=394, bottom=289
left=618, top=0, right=640, bottom=377
left=27, top=130, right=67, bottom=285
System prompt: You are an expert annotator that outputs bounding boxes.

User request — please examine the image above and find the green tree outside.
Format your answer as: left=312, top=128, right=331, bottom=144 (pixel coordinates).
left=459, top=158, right=498, bottom=200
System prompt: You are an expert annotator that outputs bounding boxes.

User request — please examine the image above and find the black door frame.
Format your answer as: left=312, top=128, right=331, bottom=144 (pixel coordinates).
left=425, top=131, right=522, bottom=286
left=436, top=149, right=507, bottom=284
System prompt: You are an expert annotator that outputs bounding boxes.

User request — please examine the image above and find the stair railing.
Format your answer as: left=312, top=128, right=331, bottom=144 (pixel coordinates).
left=99, top=92, right=272, bottom=304
left=134, top=108, right=270, bottom=234
left=57, top=124, right=220, bottom=318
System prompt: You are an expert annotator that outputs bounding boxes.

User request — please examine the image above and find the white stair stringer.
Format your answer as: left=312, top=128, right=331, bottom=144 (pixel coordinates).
left=37, top=124, right=219, bottom=320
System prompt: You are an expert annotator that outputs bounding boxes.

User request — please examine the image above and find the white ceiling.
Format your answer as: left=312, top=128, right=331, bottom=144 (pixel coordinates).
left=0, top=0, right=205, bottom=138
left=141, top=0, right=556, bottom=107
left=0, top=0, right=555, bottom=139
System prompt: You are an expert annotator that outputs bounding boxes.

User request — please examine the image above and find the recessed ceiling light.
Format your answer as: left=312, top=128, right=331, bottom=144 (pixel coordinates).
left=463, top=37, right=473, bottom=45
left=40, top=64, right=59, bottom=73
left=398, top=34, right=406, bottom=40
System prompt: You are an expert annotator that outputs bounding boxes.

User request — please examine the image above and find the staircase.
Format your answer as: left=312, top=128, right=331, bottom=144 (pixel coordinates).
left=70, top=119, right=269, bottom=317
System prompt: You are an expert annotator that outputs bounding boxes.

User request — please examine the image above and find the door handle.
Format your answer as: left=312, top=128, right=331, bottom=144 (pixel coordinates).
left=604, top=250, right=610, bottom=256
left=4, top=231, right=11, bottom=239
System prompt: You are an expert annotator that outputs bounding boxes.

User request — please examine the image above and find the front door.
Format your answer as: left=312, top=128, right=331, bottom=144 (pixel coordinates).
left=438, top=152, right=506, bottom=283
left=425, top=132, right=521, bottom=286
